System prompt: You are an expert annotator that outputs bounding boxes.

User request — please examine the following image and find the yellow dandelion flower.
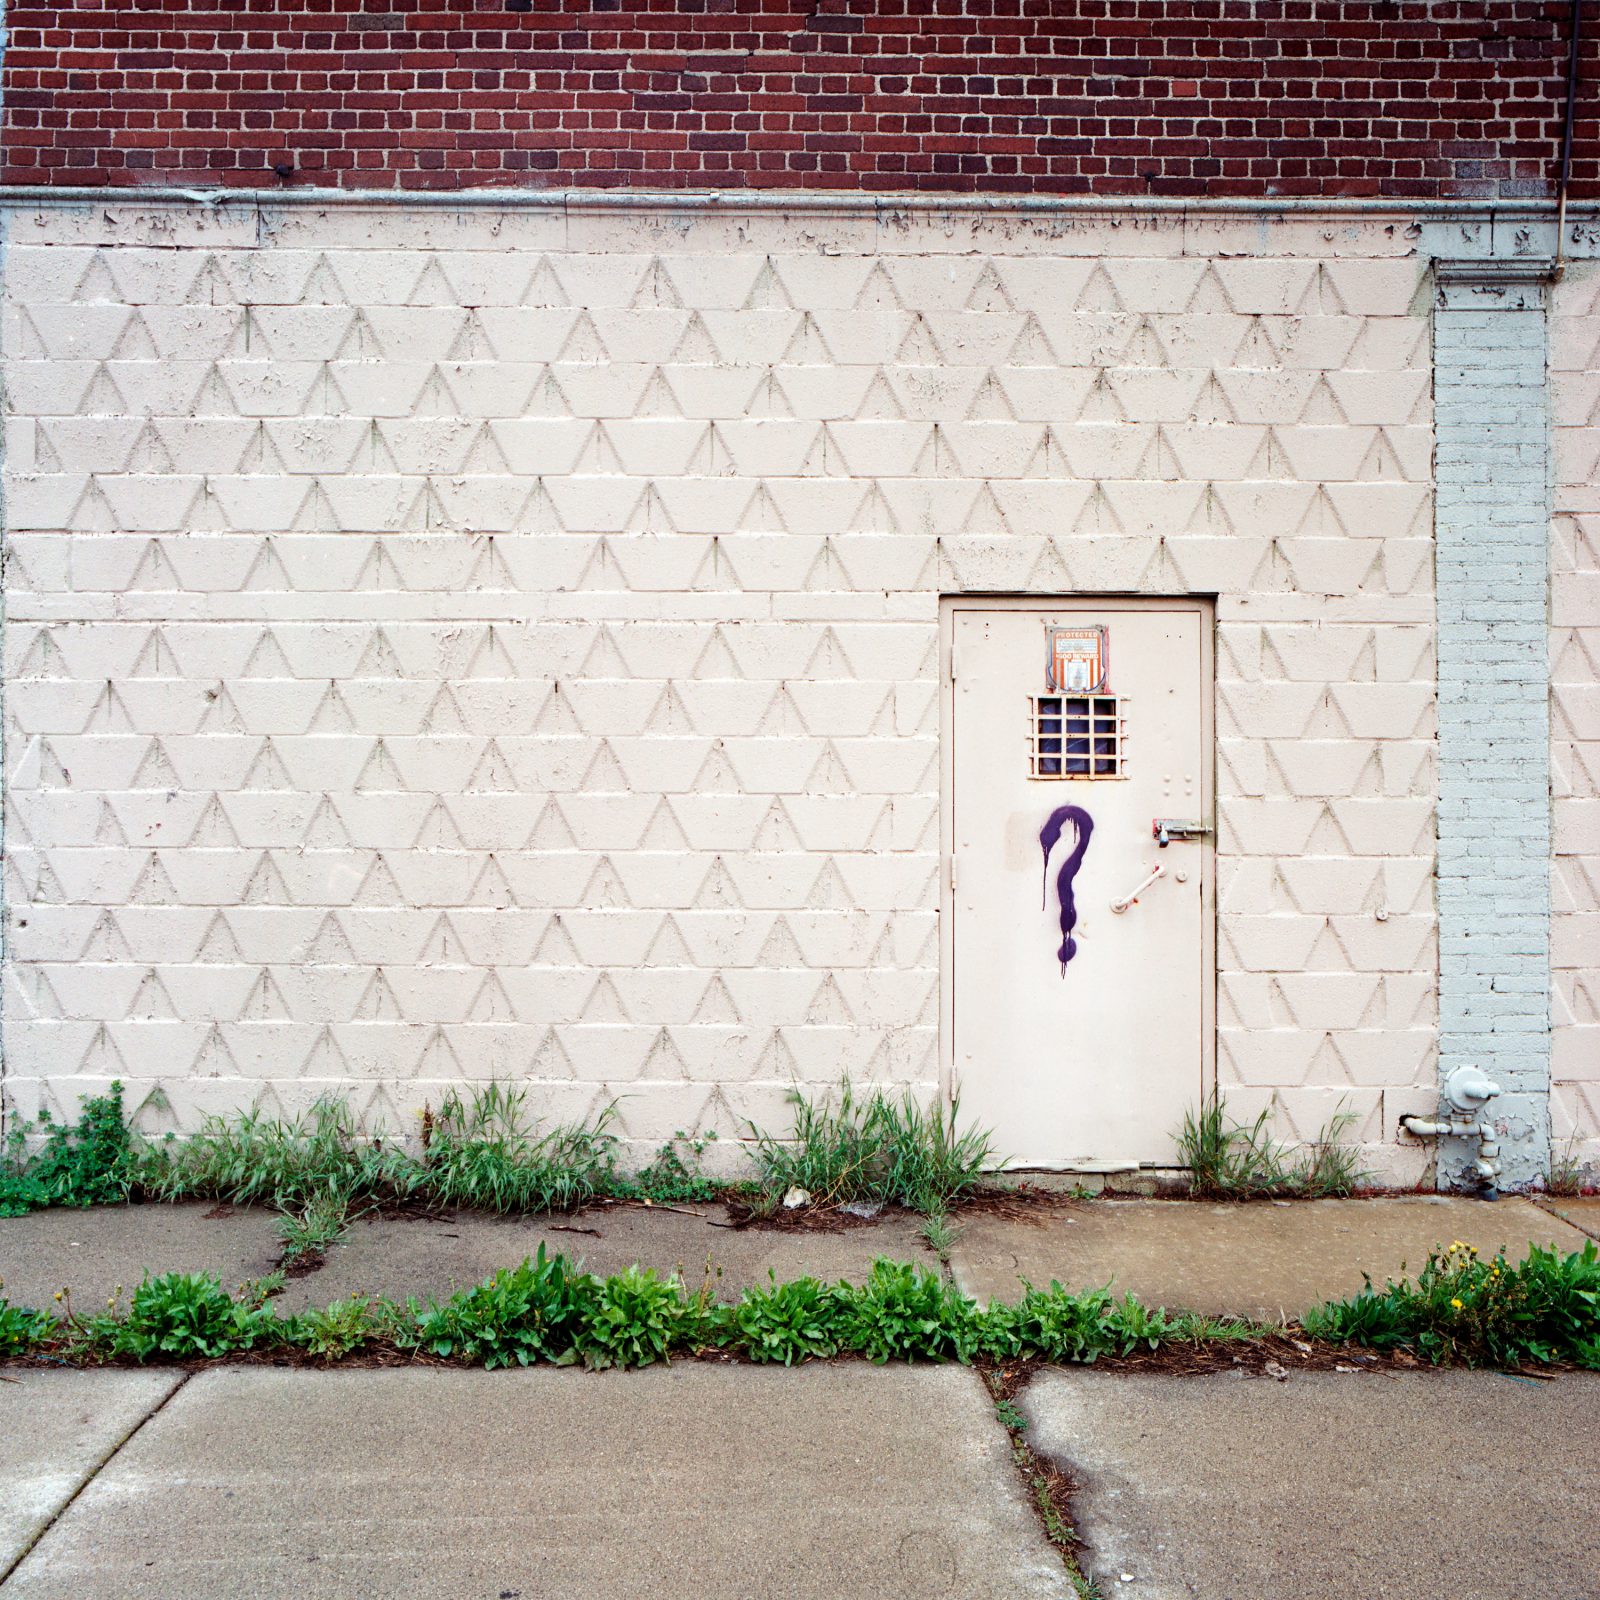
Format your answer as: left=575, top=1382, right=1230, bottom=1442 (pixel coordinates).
left=1450, top=1297, right=1463, bottom=1310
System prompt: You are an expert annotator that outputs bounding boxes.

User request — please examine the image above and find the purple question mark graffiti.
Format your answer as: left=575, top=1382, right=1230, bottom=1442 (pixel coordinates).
left=1040, top=804, right=1094, bottom=975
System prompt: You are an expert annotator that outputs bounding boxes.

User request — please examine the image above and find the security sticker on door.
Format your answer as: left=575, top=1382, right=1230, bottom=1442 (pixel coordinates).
left=1047, top=625, right=1109, bottom=693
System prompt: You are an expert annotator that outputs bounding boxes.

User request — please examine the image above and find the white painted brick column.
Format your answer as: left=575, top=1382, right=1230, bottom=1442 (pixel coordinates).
left=1432, top=257, right=1552, bottom=1191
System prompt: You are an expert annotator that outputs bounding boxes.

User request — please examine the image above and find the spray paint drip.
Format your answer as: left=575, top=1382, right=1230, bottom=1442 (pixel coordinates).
left=1040, top=804, right=1094, bottom=974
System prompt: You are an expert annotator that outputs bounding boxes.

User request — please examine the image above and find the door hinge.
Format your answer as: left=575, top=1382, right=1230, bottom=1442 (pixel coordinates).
left=947, top=853, right=957, bottom=893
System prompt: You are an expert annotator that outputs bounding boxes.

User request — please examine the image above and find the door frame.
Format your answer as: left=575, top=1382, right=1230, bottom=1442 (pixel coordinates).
left=938, top=594, right=1219, bottom=1170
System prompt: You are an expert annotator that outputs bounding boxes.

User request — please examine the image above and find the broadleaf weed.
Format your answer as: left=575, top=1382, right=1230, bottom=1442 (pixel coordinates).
left=407, top=1246, right=595, bottom=1369
left=734, top=1273, right=849, bottom=1365
left=841, top=1258, right=982, bottom=1364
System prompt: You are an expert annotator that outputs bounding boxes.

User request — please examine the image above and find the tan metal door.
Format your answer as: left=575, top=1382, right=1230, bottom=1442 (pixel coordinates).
left=946, top=600, right=1214, bottom=1169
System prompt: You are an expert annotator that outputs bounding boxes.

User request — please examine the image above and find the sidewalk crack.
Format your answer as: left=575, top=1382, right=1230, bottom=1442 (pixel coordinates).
left=980, top=1362, right=1102, bottom=1599
left=0, top=1370, right=194, bottom=1587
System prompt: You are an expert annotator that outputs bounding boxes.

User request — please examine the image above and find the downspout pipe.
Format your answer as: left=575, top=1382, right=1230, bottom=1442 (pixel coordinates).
left=1554, top=0, right=1585, bottom=280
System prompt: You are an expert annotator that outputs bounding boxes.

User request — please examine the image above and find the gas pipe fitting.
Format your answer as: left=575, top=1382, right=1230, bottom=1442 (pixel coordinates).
left=1400, top=1066, right=1503, bottom=1197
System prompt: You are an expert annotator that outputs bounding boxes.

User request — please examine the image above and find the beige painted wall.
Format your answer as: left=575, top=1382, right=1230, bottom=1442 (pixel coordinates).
left=0, top=200, right=1441, bottom=1178
left=1553, top=259, right=1600, bottom=1180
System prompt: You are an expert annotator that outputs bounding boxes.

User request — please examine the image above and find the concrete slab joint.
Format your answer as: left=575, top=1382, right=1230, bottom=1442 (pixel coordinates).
left=1428, top=245, right=1554, bottom=1193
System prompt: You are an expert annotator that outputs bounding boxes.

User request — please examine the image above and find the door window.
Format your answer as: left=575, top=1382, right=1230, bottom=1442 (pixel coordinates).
left=1029, top=693, right=1125, bottom=779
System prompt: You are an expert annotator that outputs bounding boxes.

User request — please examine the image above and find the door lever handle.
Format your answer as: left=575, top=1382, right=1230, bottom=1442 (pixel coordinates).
left=1110, top=863, right=1166, bottom=914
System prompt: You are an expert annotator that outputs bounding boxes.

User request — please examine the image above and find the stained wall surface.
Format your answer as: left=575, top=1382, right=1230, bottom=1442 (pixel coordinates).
left=1, top=201, right=1442, bottom=1177
left=1553, top=260, right=1600, bottom=1178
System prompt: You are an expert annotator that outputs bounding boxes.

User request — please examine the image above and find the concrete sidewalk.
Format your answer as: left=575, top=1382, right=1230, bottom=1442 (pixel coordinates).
left=4, top=1358, right=1599, bottom=1599
left=0, top=1370, right=181, bottom=1576
left=948, top=1194, right=1594, bottom=1320
left=1023, top=1368, right=1600, bottom=1600
left=3, top=1194, right=1593, bottom=1323
left=0, top=1199, right=932, bottom=1314
left=4, top=1193, right=1597, bottom=1599
left=0, top=1364, right=1069, bottom=1600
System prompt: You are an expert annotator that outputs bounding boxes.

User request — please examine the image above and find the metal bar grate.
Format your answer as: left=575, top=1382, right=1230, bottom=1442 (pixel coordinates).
left=1029, top=694, right=1126, bottom=779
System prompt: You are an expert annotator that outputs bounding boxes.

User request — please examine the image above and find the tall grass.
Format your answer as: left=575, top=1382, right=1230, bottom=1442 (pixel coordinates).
left=147, top=1097, right=370, bottom=1209
left=1177, top=1095, right=1367, bottom=1199
left=142, top=1084, right=618, bottom=1217
left=745, top=1081, right=996, bottom=1215
left=422, top=1084, right=619, bottom=1213
left=23, top=1078, right=991, bottom=1226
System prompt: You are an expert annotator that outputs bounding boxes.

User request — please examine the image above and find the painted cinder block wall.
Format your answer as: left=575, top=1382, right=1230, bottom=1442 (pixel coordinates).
left=0, top=198, right=1448, bottom=1181
left=1553, top=257, right=1600, bottom=1180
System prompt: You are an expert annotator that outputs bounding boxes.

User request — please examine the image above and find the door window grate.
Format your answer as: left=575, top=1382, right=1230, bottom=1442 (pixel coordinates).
left=1029, top=694, right=1126, bottom=779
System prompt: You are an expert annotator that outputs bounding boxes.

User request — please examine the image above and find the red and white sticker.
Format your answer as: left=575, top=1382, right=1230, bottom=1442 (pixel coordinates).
left=1047, top=625, right=1108, bottom=693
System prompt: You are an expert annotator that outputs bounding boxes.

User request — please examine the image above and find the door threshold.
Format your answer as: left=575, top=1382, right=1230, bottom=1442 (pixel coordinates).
left=997, top=1166, right=1191, bottom=1197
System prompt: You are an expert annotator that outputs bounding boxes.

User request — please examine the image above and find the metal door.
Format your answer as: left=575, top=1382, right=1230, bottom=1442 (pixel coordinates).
left=945, top=600, right=1214, bottom=1169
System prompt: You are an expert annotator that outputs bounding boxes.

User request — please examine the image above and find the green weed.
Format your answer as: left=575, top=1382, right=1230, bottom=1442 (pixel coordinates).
left=1104, top=1292, right=1175, bottom=1354
left=6, top=1243, right=1600, bottom=1374
left=993, top=1397, right=1026, bottom=1431
left=117, top=1271, right=283, bottom=1361
left=292, top=1296, right=395, bottom=1361
left=575, top=1264, right=706, bottom=1370
left=621, top=1130, right=721, bottom=1204
left=841, top=1258, right=982, bottom=1364
left=1031, top=1475, right=1083, bottom=1569
left=236, top=1271, right=286, bottom=1306
left=746, top=1081, right=995, bottom=1215
left=1304, top=1238, right=1600, bottom=1367
left=0, top=1286, right=50, bottom=1355
left=984, top=1281, right=1115, bottom=1363
left=0, top=1083, right=137, bottom=1215
left=733, top=1273, right=849, bottom=1365
left=1177, top=1095, right=1367, bottom=1199
left=407, top=1245, right=594, bottom=1369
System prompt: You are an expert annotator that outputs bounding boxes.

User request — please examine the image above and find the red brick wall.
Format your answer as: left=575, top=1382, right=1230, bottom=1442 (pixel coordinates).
left=3, top=0, right=1593, bottom=198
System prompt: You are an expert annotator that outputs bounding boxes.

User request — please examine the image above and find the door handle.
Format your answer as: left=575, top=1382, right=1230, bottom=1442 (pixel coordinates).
left=1110, top=863, right=1166, bottom=914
